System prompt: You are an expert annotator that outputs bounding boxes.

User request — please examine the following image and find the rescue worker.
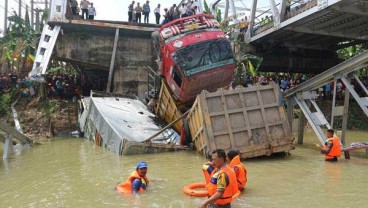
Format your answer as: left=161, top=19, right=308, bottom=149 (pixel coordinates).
left=116, top=161, right=149, bottom=194
left=316, top=129, right=342, bottom=162
left=227, top=150, right=247, bottom=191
left=201, top=149, right=238, bottom=208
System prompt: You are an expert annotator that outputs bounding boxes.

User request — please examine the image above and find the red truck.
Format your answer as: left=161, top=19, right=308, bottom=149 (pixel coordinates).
left=155, top=13, right=235, bottom=103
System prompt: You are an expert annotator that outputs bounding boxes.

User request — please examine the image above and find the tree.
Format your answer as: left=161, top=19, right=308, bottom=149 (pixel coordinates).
left=233, top=54, right=263, bottom=87
left=0, top=11, right=37, bottom=75
left=337, top=43, right=368, bottom=77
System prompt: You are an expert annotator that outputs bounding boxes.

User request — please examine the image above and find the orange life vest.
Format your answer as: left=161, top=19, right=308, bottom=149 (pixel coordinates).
left=229, top=155, right=247, bottom=190
left=323, top=136, right=342, bottom=159
left=116, top=170, right=149, bottom=193
left=205, top=165, right=238, bottom=205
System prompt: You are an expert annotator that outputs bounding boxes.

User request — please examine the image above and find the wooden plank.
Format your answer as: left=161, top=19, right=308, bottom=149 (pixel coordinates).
left=343, top=145, right=368, bottom=151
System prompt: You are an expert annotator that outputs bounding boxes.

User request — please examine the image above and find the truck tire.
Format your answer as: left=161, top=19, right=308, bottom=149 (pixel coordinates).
left=183, top=119, right=192, bottom=145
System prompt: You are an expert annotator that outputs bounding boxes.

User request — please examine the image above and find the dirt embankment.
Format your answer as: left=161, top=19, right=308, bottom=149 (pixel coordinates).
left=4, top=97, right=78, bottom=142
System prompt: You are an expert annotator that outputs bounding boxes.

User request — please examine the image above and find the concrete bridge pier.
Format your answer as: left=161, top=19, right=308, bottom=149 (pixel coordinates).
left=3, top=134, right=13, bottom=160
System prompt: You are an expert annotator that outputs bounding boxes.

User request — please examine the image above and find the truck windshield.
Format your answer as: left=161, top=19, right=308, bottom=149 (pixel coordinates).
left=174, top=39, right=234, bottom=76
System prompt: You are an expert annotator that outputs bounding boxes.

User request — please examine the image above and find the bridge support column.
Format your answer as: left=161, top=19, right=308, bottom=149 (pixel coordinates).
left=297, top=112, right=305, bottom=144
left=3, top=134, right=13, bottom=160
left=246, top=0, right=258, bottom=40
left=229, top=0, right=238, bottom=24
left=330, top=80, right=337, bottom=128
left=341, top=75, right=352, bottom=146
left=224, top=0, right=229, bottom=21
left=106, top=28, right=120, bottom=93
left=286, top=98, right=294, bottom=132
left=280, top=0, right=287, bottom=22
left=210, top=0, right=221, bottom=16
left=269, top=0, right=280, bottom=26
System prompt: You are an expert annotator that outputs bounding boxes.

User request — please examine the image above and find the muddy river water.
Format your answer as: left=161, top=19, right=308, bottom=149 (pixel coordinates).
left=1, top=135, right=368, bottom=208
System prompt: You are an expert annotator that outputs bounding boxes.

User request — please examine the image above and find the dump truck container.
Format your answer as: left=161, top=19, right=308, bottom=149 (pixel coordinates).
left=154, top=80, right=184, bottom=132
left=187, top=83, right=294, bottom=159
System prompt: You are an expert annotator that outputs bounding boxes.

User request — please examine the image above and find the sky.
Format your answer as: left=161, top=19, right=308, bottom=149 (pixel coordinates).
left=0, top=0, right=270, bottom=36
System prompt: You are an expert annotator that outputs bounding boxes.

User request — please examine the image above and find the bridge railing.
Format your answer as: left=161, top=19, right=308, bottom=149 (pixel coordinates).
left=285, top=0, right=318, bottom=20
left=251, top=0, right=318, bottom=37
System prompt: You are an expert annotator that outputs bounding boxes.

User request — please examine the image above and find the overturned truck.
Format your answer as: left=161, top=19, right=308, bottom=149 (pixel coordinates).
left=151, top=13, right=294, bottom=158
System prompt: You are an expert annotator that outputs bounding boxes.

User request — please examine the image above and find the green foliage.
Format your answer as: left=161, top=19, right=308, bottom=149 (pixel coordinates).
left=0, top=12, right=37, bottom=74
left=40, top=9, right=50, bottom=31
left=203, top=0, right=222, bottom=22
left=216, top=8, right=222, bottom=23
left=0, top=93, right=11, bottom=117
left=337, top=44, right=367, bottom=59
left=337, top=44, right=368, bottom=77
left=203, top=0, right=211, bottom=14
left=233, top=54, right=263, bottom=86
left=40, top=100, right=58, bottom=117
left=48, top=60, right=79, bottom=75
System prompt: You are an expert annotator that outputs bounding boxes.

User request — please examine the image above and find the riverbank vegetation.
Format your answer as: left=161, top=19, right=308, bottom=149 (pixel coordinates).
left=0, top=12, right=78, bottom=139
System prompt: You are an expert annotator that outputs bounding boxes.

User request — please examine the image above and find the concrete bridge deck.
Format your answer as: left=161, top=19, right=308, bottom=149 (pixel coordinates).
left=248, top=0, right=368, bottom=50
left=233, top=0, right=368, bottom=73
left=48, top=19, right=158, bottom=37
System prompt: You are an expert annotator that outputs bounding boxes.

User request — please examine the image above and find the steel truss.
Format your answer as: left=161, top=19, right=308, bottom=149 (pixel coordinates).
left=284, top=50, right=368, bottom=145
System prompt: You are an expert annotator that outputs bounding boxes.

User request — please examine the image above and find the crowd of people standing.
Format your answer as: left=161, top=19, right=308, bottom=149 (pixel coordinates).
left=238, top=73, right=368, bottom=101
left=69, top=0, right=96, bottom=20
left=128, top=0, right=203, bottom=25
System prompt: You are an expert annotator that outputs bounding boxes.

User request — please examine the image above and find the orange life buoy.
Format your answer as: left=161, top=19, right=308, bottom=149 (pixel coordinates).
left=115, top=182, right=131, bottom=194
left=183, top=182, right=208, bottom=197
left=182, top=182, right=242, bottom=198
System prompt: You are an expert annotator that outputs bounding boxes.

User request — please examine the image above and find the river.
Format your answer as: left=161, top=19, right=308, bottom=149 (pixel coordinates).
left=1, top=137, right=368, bottom=208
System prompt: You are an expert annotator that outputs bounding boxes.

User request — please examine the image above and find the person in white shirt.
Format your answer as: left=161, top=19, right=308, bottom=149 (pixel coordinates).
left=88, top=3, right=96, bottom=20
left=80, top=0, right=90, bottom=19
left=154, top=4, right=161, bottom=24
left=179, top=3, right=187, bottom=18
left=193, top=0, right=202, bottom=14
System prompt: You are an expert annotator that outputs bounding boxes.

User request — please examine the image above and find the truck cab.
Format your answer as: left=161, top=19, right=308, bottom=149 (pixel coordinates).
left=158, top=14, right=235, bottom=103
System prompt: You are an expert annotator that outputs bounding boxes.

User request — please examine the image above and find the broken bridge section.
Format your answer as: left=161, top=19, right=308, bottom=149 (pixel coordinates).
left=29, top=0, right=160, bottom=100
left=51, top=20, right=158, bottom=100
left=0, top=121, right=33, bottom=159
